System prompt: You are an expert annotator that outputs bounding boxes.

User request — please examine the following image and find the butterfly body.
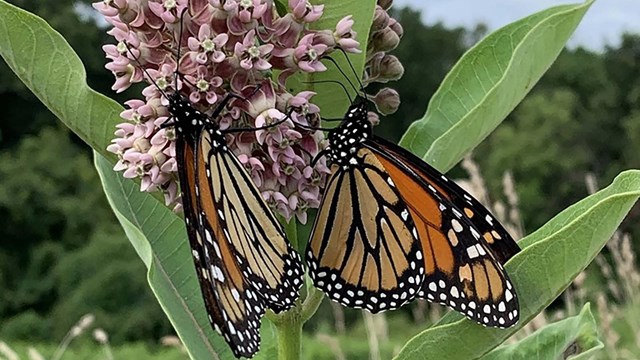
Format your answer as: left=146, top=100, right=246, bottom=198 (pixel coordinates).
left=306, top=98, right=520, bottom=328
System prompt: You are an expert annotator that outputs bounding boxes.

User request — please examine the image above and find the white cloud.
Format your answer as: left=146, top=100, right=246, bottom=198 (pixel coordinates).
left=394, top=0, right=640, bottom=51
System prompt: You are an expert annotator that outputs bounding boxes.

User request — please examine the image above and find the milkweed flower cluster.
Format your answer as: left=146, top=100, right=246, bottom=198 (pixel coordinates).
left=98, top=0, right=404, bottom=223
left=97, top=0, right=361, bottom=223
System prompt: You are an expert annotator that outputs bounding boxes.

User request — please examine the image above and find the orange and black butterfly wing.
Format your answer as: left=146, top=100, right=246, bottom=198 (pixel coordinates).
left=366, top=139, right=519, bottom=327
left=198, top=128, right=304, bottom=314
left=373, top=136, right=520, bottom=263
left=306, top=147, right=424, bottom=313
left=175, top=130, right=265, bottom=358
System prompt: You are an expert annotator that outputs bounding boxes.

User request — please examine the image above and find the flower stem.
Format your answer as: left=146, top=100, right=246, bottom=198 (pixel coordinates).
left=275, top=309, right=303, bottom=360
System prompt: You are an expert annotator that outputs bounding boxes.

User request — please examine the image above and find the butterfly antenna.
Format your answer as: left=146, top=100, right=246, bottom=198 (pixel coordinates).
left=302, top=80, right=352, bottom=103
left=324, top=56, right=360, bottom=98
left=174, top=7, right=189, bottom=93
left=337, top=47, right=367, bottom=97
left=124, top=42, right=170, bottom=100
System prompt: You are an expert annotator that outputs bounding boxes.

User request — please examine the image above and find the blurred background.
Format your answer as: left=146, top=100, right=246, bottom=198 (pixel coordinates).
left=1, top=0, right=639, bottom=359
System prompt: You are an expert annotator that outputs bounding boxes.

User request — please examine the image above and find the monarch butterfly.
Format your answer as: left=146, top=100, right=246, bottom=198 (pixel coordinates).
left=124, top=25, right=304, bottom=359
left=305, top=70, right=520, bottom=327
left=168, top=91, right=304, bottom=357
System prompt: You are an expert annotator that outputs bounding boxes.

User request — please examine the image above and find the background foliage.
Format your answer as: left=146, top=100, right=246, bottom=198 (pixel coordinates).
left=1, top=0, right=639, bottom=359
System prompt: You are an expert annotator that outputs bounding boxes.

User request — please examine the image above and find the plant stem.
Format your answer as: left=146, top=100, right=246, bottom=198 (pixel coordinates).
left=275, top=309, right=303, bottom=360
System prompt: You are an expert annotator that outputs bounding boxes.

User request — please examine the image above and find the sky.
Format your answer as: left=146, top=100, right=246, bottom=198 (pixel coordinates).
left=394, top=0, right=640, bottom=51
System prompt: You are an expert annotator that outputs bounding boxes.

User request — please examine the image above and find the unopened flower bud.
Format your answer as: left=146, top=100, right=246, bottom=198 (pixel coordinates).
left=377, top=0, right=393, bottom=10
left=370, top=27, right=400, bottom=53
left=388, top=18, right=404, bottom=38
left=372, top=87, right=400, bottom=115
left=117, top=1, right=140, bottom=25
left=369, top=54, right=404, bottom=83
left=371, top=6, right=390, bottom=32
left=133, top=137, right=152, bottom=153
left=313, top=30, right=336, bottom=48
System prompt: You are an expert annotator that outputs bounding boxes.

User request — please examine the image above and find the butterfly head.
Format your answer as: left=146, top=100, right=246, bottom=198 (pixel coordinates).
left=164, top=92, right=209, bottom=134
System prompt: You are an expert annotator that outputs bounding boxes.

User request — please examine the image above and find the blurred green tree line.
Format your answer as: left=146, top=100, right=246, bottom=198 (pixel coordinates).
left=1, top=0, right=639, bottom=345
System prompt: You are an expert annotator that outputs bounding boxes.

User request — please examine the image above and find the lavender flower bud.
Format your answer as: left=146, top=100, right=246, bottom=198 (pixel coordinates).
left=388, top=18, right=404, bottom=38
left=369, top=53, right=404, bottom=83
left=377, top=0, right=393, bottom=10
left=370, top=27, right=400, bottom=53
left=372, top=87, right=400, bottom=115
left=367, top=111, right=380, bottom=125
left=371, top=6, right=390, bottom=32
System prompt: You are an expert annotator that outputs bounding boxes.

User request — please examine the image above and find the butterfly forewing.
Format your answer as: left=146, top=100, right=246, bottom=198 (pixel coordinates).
left=374, top=136, right=520, bottom=263
left=171, top=122, right=264, bottom=357
left=167, top=95, right=304, bottom=358
left=367, top=140, right=519, bottom=327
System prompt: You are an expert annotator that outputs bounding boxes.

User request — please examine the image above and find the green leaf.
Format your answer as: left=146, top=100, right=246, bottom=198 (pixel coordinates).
left=394, top=170, right=640, bottom=360
left=274, top=0, right=288, bottom=18
left=398, top=0, right=595, bottom=172
left=481, top=304, right=603, bottom=360
left=95, top=152, right=277, bottom=360
left=0, top=0, right=121, bottom=162
left=286, top=0, right=377, bottom=119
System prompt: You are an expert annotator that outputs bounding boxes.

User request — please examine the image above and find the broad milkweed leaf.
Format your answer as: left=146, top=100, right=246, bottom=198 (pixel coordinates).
left=0, top=0, right=120, bottom=163
left=399, top=0, right=595, bottom=172
left=480, top=304, right=603, bottom=360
